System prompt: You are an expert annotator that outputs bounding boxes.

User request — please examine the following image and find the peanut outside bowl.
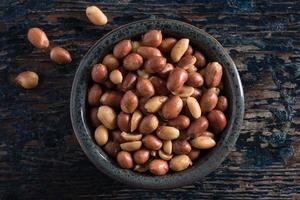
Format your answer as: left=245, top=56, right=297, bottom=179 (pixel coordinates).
left=70, top=19, right=244, bottom=189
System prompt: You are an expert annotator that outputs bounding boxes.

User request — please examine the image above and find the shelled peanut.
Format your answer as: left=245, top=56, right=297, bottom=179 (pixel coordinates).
left=87, top=29, right=228, bottom=176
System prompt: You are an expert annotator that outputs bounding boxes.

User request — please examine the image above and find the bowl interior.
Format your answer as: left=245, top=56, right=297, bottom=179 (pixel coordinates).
left=70, top=19, right=244, bottom=189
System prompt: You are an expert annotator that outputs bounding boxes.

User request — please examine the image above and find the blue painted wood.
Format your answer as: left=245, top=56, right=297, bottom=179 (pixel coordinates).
left=0, top=0, right=299, bottom=199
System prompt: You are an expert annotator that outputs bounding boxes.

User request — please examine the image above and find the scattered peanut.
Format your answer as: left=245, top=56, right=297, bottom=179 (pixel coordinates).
left=86, top=5, right=107, bottom=26
left=27, top=27, right=49, bottom=49
left=50, top=47, right=72, bottom=64
left=15, top=71, right=39, bottom=89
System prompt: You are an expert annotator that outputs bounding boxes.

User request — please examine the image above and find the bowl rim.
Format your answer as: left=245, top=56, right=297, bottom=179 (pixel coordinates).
left=70, top=18, right=244, bottom=189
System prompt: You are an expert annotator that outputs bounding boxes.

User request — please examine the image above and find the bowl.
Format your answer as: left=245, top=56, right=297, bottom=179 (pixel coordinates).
left=70, top=19, right=244, bottom=189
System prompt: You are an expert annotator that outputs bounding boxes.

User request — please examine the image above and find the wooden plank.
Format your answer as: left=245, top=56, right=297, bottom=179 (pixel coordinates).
left=0, top=0, right=299, bottom=199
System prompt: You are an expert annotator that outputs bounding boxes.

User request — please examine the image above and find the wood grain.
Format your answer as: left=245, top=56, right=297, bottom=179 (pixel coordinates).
left=0, top=0, right=299, bottom=199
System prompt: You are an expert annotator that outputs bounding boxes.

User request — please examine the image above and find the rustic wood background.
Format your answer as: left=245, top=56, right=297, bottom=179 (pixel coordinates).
left=0, top=0, right=299, bottom=199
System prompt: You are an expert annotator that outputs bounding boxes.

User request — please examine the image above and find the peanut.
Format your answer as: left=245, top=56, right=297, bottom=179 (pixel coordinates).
left=190, top=136, right=216, bottom=149
left=136, top=77, right=155, bottom=98
left=102, top=54, right=119, bottom=71
left=187, top=116, right=209, bottom=138
left=176, top=55, right=196, bottom=70
left=133, top=149, right=150, bottom=164
left=194, top=51, right=206, bottom=68
left=205, top=62, right=223, bottom=88
left=117, top=112, right=131, bottom=132
left=97, top=106, right=117, bottom=129
left=121, top=132, right=143, bottom=141
left=200, top=89, right=218, bottom=113
left=91, top=64, right=108, bottom=83
left=173, top=139, right=192, bottom=155
left=216, top=96, right=228, bottom=112
left=142, top=135, right=163, bottom=150
left=94, top=125, right=109, bottom=146
left=207, top=110, right=227, bottom=133
left=120, top=90, right=138, bottom=113
left=117, top=151, right=133, bottom=169
left=163, top=140, right=172, bottom=155
left=109, top=69, right=123, bottom=84
left=186, top=97, right=201, bottom=119
left=158, top=150, right=173, bottom=161
left=137, top=46, right=162, bottom=60
left=144, top=56, right=167, bottom=73
left=142, top=30, right=162, bottom=47
left=158, top=37, right=177, bottom=53
left=27, top=27, right=49, bottom=49
left=120, top=141, right=142, bottom=152
left=87, top=84, right=102, bottom=106
left=50, top=47, right=72, bottom=64
left=113, top=39, right=132, bottom=59
left=167, top=67, right=188, bottom=92
left=15, top=71, right=39, bottom=89
left=187, top=72, right=204, bottom=87
left=156, top=126, right=180, bottom=140
left=169, top=155, right=192, bottom=171
left=171, top=85, right=194, bottom=98
left=144, top=96, right=168, bottom=113
left=123, top=53, right=143, bottom=71
left=86, top=5, right=108, bottom=26
left=161, top=96, right=183, bottom=119
left=149, top=159, right=169, bottom=175
left=100, top=91, right=122, bottom=107
left=167, top=115, right=190, bottom=130
left=139, top=114, right=159, bottom=135
left=130, top=110, right=143, bottom=132
left=170, top=38, right=189, bottom=62
left=121, top=73, right=137, bottom=91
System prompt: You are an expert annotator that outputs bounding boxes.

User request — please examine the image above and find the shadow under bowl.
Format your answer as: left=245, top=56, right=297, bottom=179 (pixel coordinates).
left=70, top=19, right=244, bottom=189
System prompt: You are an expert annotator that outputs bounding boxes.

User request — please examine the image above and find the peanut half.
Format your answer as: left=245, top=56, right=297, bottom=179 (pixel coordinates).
left=190, top=136, right=216, bottom=149
left=156, top=126, right=180, bottom=140
left=97, top=106, right=117, bottom=129
left=120, top=141, right=142, bottom=152
left=144, top=96, right=168, bottom=113
left=170, top=38, right=189, bottom=62
left=130, top=110, right=143, bottom=132
left=121, top=132, right=143, bottom=142
left=27, top=27, right=49, bottom=49
left=186, top=97, right=201, bottom=119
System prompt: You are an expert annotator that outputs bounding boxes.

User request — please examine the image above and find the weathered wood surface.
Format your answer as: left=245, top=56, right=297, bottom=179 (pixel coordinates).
left=0, top=0, right=299, bottom=199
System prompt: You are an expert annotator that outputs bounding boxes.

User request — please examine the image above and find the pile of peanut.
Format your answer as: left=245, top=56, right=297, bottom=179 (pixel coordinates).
left=88, top=30, right=228, bottom=175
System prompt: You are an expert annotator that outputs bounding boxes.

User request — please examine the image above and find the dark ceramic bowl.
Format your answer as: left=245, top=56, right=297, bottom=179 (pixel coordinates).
left=70, top=19, right=244, bottom=189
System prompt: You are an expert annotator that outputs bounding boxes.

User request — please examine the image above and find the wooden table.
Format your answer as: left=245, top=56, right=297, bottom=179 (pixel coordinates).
left=1, top=0, right=299, bottom=199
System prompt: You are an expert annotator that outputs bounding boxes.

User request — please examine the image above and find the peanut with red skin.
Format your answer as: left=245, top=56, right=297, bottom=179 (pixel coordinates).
left=167, top=67, right=188, bottom=92
left=120, top=91, right=138, bottom=114
left=142, top=30, right=163, bottom=47
left=113, top=40, right=132, bottom=59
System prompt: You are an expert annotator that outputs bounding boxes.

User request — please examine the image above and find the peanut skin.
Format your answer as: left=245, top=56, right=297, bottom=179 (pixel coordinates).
left=161, top=96, right=183, bottom=119
left=167, top=67, right=188, bottom=92
left=205, top=62, right=223, bottom=88
left=120, top=91, right=138, bottom=113
left=113, top=40, right=132, bottom=59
